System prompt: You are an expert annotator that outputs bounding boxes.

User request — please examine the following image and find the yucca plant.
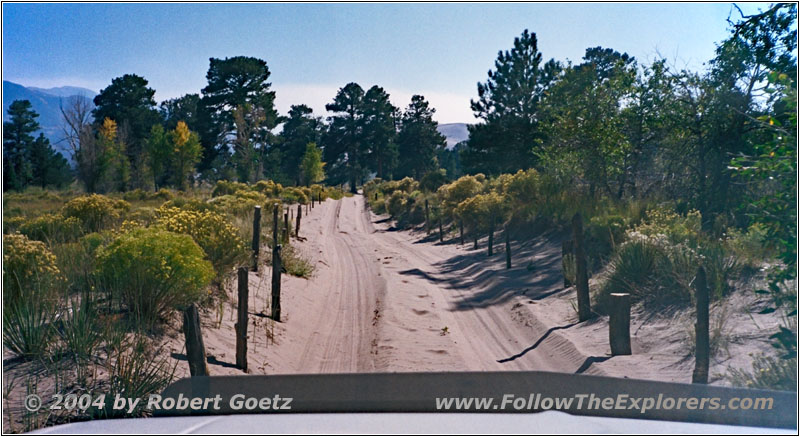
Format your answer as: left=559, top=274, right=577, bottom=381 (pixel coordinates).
left=3, top=297, right=56, bottom=359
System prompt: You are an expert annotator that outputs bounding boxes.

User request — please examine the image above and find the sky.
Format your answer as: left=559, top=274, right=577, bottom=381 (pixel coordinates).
left=2, top=2, right=774, bottom=124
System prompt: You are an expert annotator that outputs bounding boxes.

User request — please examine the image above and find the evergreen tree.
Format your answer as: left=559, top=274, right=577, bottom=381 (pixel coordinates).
left=3, top=100, right=38, bottom=190
left=29, top=133, right=72, bottom=189
left=201, top=56, right=279, bottom=182
left=396, top=95, right=446, bottom=179
left=462, top=29, right=560, bottom=175
left=323, top=83, right=365, bottom=192
left=93, top=74, right=160, bottom=189
left=361, top=86, right=398, bottom=179
left=279, top=105, right=322, bottom=185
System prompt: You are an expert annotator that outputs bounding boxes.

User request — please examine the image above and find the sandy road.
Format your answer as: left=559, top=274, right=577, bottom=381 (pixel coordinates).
left=271, top=194, right=589, bottom=374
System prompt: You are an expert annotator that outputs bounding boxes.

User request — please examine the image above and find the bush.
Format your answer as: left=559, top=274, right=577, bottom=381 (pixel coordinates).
left=208, top=194, right=263, bottom=217
left=96, top=228, right=214, bottom=330
left=155, top=206, right=248, bottom=282
left=3, top=233, right=63, bottom=303
left=211, top=180, right=250, bottom=197
left=385, top=191, right=407, bottom=217
left=253, top=179, right=283, bottom=197
left=161, top=197, right=217, bottom=213
left=19, top=213, right=83, bottom=244
left=437, top=175, right=484, bottom=215
left=61, top=194, right=130, bottom=232
left=281, top=187, right=309, bottom=204
left=280, top=245, right=315, bottom=279
left=454, top=192, right=508, bottom=235
left=419, top=169, right=448, bottom=192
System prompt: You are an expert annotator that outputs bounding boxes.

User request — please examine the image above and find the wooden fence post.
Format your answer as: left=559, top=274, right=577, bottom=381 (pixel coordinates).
left=609, top=293, right=631, bottom=355
left=183, top=303, right=209, bottom=376
left=459, top=220, right=464, bottom=245
left=692, top=266, right=710, bottom=384
left=505, top=226, right=512, bottom=269
left=572, top=213, right=591, bottom=322
left=487, top=216, right=495, bottom=256
left=271, top=203, right=278, bottom=247
left=562, top=239, right=574, bottom=287
left=271, top=244, right=282, bottom=322
left=283, top=212, right=289, bottom=243
left=438, top=212, right=443, bottom=243
left=251, top=205, right=262, bottom=272
left=295, top=204, right=302, bottom=238
left=425, top=199, right=430, bottom=233
left=235, top=267, right=249, bottom=371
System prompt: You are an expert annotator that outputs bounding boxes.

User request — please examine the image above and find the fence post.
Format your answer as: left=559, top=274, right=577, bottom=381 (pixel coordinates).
left=283, top=212, right=289, bottom=243
left=572, top=213, right=591, bottom=322
left=271, top=244, right=282, bottom=322
left=692, top=266, right=710, bottom=384
left=562, top=239, right=574, bottom=287
left=295, top=204, right=302, bottom=238
left=251, top=205, right=262, bottom=272
left=235, top=267, right=249, bottom=371
left=609, top=293, right=631, bottom=355
left=425, top=199, right=430, bottom=233
left=438, top=212, right=443, bottom=243
left=505, top=226, right=511, bottom=269
left=488, top=216, right=495, bottom=256
left=459, top=220, right=464, bottom=246
left=183, top=303, right=209, bottom=376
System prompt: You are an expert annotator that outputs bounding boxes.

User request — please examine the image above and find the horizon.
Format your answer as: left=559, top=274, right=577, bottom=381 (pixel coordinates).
left=2, top=2, right=772, bottom=123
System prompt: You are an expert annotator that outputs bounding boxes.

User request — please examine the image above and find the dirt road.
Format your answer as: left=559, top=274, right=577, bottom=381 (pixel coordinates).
left=175, top=194, right=776, bottom=384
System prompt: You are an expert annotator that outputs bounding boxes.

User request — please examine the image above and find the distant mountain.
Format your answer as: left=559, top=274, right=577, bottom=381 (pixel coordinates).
left=2, top=81, right=96, bottom=156
left=437, top=123, right=470, bottom=149
left=28, top=85, right=97, bottom=98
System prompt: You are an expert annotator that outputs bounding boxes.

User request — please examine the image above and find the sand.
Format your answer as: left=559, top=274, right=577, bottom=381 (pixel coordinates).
left=167, top=194, right=781, bottom=383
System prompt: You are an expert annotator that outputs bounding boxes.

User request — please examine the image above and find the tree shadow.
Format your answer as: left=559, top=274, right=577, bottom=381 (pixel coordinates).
left=497, top=322, right=580, bottom=363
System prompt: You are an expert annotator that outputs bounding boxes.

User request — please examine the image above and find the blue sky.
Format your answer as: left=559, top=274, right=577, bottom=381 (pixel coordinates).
left=2, top=2, right=773, bottom=123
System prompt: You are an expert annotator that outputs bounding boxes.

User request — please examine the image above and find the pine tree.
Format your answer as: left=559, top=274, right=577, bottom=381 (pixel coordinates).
left=323, top=83, right=365, bottom=192
left=279, top=105, right=322, bottom=185
left=396, top=95, right=446, bottom=179
left=3, top=100, right=38, bottom=191
left=362, top=86, right=398, bottom=179
left=462, top=29, right=560, bottom=175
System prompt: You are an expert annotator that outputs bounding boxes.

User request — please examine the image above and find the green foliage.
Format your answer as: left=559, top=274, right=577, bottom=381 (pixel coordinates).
left=57, top=298, right=103, bottom=362
left=96, top=227, right=214, bottom=330
left=212, top=180, right=251, bottom=197
left=281, top=245, right=315, bottom=279
left=300, top=142, right=326, bottom=186
left=396, top=95, right=446, bottom=179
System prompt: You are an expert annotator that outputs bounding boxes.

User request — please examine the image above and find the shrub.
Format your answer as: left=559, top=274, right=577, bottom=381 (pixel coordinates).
left=253, top=179, right=283, bottom=197
left=281, top=187, right=309, bottom=204
left=155, top=206, right=248, bottom=281
left=3, top=216, right=26, bottom=234
left=385, top=191, right=408, bottom=217
left=57, top=298, right=103, bottom=362
left=161, top=197, right=217, bottom=213
left=726, top=223, right=773, bottom=268
left=208, top=194, right=262, bottom=217
left=61, top=194, right=129, bottom=232
left=280, top=245, right=315, bottom=278
left=96, top=228, right=214, bottom=329
left=437, top=175, right=484, bottom=215
left=454, top=192, right=508, bottom=234
left=211, top=180, right=250, bottom=197
left=19, top=213, right=83, bottom=244
left=420, top=169, right=448, bottom=192
left=635, top=206, right=703, bottom=247
left=585, top=214, right=627, bottom=270
left=3, top=233, right=63, bottom=303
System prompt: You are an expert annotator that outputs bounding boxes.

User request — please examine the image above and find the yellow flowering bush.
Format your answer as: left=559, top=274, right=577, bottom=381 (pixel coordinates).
left=155, top=206, right=248, bottom=281
left=254, top=179, right=283, bottom=197
left=211, top=180, right=250, bottom=197
left=3, top=233, right=63, bottom=303
left=61, top=194, right=130, bottom=232
left=19, top=213, right=83, bottom=243
left=96, top=227, right=214, bottom=329
left=281, top=187, right=309, bottom=204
